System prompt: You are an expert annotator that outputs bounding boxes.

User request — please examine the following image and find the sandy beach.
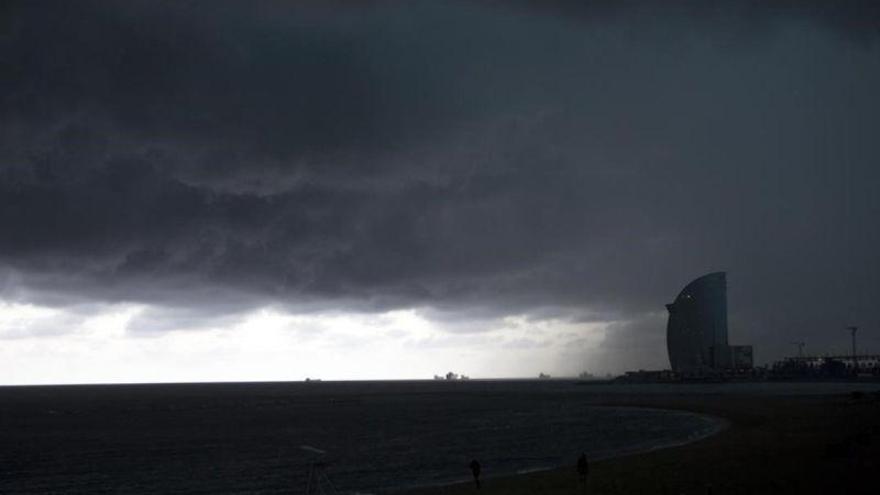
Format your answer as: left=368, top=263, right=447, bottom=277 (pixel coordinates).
left=404, top=386, right=880, bottom=495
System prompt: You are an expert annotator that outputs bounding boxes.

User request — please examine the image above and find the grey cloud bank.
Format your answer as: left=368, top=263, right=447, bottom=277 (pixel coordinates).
left=1, top=1, right=879, bottom=366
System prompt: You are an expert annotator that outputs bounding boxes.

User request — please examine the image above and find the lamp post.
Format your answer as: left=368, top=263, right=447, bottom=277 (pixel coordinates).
left=847, top=326, right=858, bottom=373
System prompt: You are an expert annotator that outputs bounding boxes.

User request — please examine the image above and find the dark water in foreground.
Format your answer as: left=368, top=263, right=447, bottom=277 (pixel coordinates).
left=0, top=381, right=722, bottom=494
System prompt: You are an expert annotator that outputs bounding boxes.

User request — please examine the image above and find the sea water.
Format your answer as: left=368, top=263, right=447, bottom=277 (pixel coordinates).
left=0, top=380, right=725, bottom=494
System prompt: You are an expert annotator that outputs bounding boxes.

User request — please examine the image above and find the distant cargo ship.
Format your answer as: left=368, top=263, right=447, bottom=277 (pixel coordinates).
left=434, top=372, right=469, bottom=380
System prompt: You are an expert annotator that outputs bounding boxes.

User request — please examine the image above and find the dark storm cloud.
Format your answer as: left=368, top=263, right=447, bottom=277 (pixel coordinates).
left=2, top=1, right=879, bottom=360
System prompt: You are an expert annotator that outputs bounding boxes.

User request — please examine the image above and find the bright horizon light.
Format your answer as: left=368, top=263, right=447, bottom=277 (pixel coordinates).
left=0, top=300, right=633, bottom=385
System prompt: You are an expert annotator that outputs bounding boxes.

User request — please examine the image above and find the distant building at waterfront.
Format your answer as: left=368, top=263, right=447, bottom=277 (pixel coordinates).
left=666, top=272, right=753, bottom=373
left=772, top=354, right=880, bottom=378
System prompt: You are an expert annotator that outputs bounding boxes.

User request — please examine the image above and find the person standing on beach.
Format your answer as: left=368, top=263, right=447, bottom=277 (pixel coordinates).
left=577, top=452, right=589, bottom=490
left=469, top=459, right=481, bottom=489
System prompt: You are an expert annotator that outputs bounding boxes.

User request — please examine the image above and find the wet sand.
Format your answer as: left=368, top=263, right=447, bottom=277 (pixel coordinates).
left=404, top=388, right=880, bottom=495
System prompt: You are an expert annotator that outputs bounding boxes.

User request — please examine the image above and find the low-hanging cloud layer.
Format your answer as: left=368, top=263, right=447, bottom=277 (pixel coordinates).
left=1, top=1, right=879, bottom=382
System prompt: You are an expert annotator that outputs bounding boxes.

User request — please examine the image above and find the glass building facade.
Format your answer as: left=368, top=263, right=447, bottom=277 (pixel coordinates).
left=666, top=272, right=729, bottom=372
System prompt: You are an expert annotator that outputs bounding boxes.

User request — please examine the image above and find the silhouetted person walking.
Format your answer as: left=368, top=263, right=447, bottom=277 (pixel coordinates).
left=577, top=453, right=589, bottom=492
left=469, top=459, right=481, bottom=489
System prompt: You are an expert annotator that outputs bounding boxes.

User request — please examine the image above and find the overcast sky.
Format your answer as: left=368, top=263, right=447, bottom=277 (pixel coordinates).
left=1, top=1, right=879, bottom=384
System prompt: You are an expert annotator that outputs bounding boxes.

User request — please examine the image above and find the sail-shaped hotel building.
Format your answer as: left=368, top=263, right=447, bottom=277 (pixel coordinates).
left=666, top=272, right=753, bottom=373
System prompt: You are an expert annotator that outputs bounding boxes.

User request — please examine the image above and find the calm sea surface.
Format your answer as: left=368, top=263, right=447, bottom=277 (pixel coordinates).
left=0, top=380, right=740, bottom=494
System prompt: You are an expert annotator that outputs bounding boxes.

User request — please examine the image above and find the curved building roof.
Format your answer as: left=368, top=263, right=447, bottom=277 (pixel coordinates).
left=666, top=272, right=728, bottom=372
